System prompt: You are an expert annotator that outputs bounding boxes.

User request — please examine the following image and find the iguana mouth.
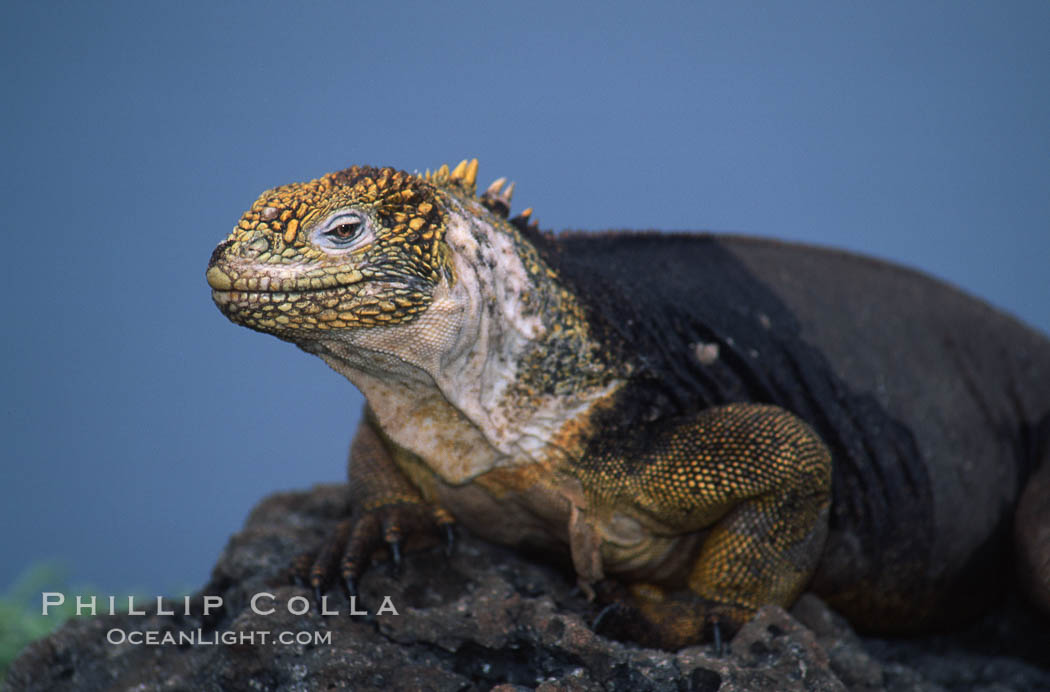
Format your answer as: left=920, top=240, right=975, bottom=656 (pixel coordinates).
left=206, top=264, right=365, bottom=295
left=210, top=287, right=345, bottom=304
left=209, top=262, right=430, bottom=332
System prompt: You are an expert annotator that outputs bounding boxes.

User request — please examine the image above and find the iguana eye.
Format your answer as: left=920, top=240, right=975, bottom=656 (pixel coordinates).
left=327, top=221, right=361, bottom=241
left=316, top=211, right=371, bottom=250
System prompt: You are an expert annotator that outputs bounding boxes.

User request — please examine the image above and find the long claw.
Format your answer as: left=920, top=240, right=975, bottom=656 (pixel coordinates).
left=443, top=524, right=456, bottom=557
left=342, top=575, right=357, bottom=600
left=711, top=620, right=724, bottom=657
left=591, top=602, right=621, bottom=632
left=291, top=552, right=314, bottom=587
left=295, top=503, right=456, bottom=615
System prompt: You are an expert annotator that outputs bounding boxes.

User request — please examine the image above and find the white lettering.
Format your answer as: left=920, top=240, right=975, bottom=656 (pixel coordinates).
left=156, top=597, right=174, bottom=616
left=203, top=595, right=223, bottom=616
left=250, top=592, right=275, bottom=615
left=41, top=592, right=64, bottom=615
left=106, top=628, right=125, bottom=644
left=287, top=596, right=310, bottom=616
left=320, top=595, right=338, bottom=616
left=127, top=596, right=145, bottom=616
left=376, top=596, right=399, bottom=615
left=348, top=596, right=366, bottom=616
left=76, top=595, right=97, bottom=616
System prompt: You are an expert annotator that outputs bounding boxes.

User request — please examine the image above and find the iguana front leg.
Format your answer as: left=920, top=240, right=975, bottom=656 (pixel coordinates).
left=583, top=403, right=832, bottom=649
left=293, top=407, right=455, bottom=601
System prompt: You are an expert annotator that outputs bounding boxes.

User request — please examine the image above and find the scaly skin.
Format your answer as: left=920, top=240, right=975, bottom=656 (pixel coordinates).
left=208, top=159, right=1050, bottom=649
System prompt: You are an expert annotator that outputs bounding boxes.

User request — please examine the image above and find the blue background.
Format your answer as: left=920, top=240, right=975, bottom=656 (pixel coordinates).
left=2, top=1, right=1048, bottom=595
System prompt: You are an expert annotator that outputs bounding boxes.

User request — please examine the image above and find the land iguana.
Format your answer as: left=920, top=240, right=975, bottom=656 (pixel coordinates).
left=206, top=159, right=1050, bottom=649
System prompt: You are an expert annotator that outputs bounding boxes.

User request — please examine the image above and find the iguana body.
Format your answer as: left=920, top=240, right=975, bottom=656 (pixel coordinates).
left=207, top=160, right=1050, bottom=648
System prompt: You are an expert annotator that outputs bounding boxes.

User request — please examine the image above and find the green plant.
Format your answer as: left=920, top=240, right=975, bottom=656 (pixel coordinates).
left=0, top=563, right=82, bottom=684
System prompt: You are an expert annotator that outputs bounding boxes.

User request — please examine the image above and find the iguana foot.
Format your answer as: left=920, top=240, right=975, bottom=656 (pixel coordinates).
left=291, top=503, right=455, bottom=611
left=590, top=582, right=749, bottom=650
left=290, top=518, right=353, bottom=610
left=592, top=601, right=656, bottom=644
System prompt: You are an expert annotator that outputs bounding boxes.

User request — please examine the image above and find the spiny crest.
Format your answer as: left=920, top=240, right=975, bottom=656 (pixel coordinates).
left=230, top=161, right=542, bottom=261
left=425, top=158, right=540, bottom=233
left=424, top=158, right=479, bottom=196
left=480, top=176, right=515, bottom=218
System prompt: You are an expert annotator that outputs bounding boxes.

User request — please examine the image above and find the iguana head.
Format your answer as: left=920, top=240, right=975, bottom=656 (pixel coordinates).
left=208, top=160, right=617, bottom=470
left=207, top=160, right=515, bottom=339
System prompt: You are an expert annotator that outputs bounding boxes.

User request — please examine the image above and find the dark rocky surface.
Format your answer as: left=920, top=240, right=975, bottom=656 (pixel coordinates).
left=7, top=485, right=1050, bottom=691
